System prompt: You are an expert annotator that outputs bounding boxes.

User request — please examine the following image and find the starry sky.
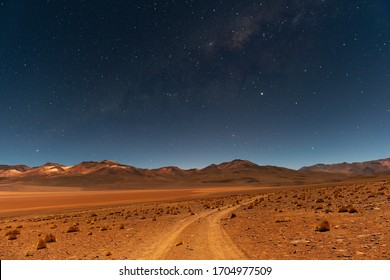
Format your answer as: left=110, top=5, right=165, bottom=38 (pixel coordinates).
left=1, top=0, right=390, bottom=169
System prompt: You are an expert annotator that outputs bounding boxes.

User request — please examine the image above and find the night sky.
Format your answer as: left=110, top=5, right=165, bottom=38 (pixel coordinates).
left=1, top=0, right=390, bottom=169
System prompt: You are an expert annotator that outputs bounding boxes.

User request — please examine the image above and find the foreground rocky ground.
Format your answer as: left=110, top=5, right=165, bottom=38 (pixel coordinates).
left=226, top=181, right=390, bottom=259
left=1, top=179, right=389, bottom=260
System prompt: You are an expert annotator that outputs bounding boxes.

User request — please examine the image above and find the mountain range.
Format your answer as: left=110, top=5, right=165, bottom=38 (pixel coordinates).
left=1, top=158, right=389, bottom=189
left=300, top=158, right=390, bottom=175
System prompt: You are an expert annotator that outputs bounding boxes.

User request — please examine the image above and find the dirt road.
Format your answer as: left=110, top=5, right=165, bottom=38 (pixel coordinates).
left=139, top=195, right=265, bottom=260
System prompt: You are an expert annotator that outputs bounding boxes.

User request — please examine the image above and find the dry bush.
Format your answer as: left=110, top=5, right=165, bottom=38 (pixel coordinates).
left=37, top=238, right=47, bottom=250
left=338, top=205, right=358, bottom=213
left=348, top=206, right=358, bottom=213
left=5, top=229, right=21, bottom=236
left=230, top=213, right=237, bottom=219
left=119, top=224, right=125, bottom=229
left=25, top=251, right=34, bottom=257
left=50, top=224, right=57, bottom=229
left=45, top=233, right=56, bottom=243
left=338, top=206, right=349, bottom=213
left=275, top=217, right=291, bottom=223
left=7, top=233, right=18, bottom=240
left=105, top=251, right=112, bottom=256
left=66, top=225, right=80, bottom=233
left=16, top=225, right=23, bottom=229
left=100, top=226, right=109, bottom=231
left=316, top=221, right=330, bottom=232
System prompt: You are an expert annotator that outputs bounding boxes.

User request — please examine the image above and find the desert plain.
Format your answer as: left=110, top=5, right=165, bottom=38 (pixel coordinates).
left=1, top=160, right=389, bottom=260
left=1, top=180, right=389, bottom=260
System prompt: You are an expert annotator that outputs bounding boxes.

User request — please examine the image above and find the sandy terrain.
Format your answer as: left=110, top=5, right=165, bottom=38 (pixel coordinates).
left=0, top=180, right=389, bottom=260
left=0, top=186, right=261, bottom=217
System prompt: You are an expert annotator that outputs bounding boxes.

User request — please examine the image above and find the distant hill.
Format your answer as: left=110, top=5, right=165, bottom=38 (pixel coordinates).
left=300, top=158, right=390, bottom=175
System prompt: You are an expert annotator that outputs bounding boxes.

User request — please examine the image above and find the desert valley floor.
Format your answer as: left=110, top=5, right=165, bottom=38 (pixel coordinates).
left=1, top=178, right=389, bottom=260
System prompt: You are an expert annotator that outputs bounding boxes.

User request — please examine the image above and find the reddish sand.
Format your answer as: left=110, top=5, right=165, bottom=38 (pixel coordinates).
left=1, top=180, right=388, bottom=260
left=0, top=186, right=261, bottom=217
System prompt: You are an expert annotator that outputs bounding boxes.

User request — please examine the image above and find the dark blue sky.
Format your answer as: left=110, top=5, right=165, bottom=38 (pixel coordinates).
left=1, top=0, right=390, bottom=169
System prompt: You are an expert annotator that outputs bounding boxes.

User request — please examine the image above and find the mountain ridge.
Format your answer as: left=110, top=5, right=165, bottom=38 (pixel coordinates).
left=300, top=157, right=390, bottom=175
left=1, top=158, right=389, bottom=189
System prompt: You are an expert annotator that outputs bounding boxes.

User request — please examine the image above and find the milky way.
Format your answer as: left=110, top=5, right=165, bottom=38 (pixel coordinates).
left=1, top=0, right=390, bottom=169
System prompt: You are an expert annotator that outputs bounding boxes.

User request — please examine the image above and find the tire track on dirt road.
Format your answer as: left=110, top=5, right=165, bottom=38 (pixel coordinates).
left=140, top=194, right=266, bottom=259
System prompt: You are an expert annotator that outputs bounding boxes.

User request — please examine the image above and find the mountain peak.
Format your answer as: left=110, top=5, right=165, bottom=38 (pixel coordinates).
left=203, top=159, right=259, bottom=170
left=43, top=162, right=62, bottom=167
left=99, top=160, right=120, bottom=165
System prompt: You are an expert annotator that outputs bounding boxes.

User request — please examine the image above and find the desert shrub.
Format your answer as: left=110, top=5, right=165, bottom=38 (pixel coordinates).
left=66, top=225, right=80, bottom=233
left=37, top=239, right=47, bottom=250
left=230, top=213, right=237, bottom=219
left=316, top=221, right=330, bottom=232
left=339, top=205, right=358, bottom=213
left=338, top=206, right=349, bottom=213
left=6, top=229, right=20, bottom=235
left=100, top=226, right=109, bottom=231
left=45, top=233, right=56, bottom=243
left=25, top=251, right=34, bottom=257
left=50, top=224, right=57, bottom=229
left=119, top=224, right=125, bottom=229
left=275, top=217, right=291, bottom=223
left=348, top=206, right=358, bottom=213
left=7, top=233, right=18, bottom=240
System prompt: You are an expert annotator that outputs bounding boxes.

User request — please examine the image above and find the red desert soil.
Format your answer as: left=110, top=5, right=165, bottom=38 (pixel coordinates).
left=0, top=180, right=389, bottom=260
